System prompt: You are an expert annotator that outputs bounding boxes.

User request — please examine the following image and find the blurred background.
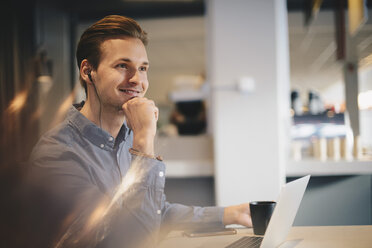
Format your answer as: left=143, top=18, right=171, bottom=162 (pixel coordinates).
left=1, top=0, right=372, bottom=244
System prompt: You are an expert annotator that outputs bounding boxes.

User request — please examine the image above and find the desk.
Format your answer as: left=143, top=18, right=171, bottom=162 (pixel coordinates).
left=157, top=226, right=372, bottom=248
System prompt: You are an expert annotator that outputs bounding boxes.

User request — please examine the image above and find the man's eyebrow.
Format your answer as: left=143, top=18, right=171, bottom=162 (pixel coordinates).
left=119, top=58, right=149, bottom=65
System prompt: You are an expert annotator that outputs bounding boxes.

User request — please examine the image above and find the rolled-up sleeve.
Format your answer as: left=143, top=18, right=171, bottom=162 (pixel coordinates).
left=161, top=202, right=225, bottom=232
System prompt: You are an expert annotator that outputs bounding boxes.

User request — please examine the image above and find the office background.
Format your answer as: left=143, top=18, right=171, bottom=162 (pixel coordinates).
left=1, top=0, right=372, bottom=228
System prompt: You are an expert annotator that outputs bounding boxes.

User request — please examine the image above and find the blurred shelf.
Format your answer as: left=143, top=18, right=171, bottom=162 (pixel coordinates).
left=164, top=159, right=372, bottom=178
left=155, top=135, right=214, bottom=178
left=155, top=135, right=213, bottom=160
left=164, top=159, right=213, bottom=178
left=157, top=135, right=372, bottom=178
left=292, top=112, right=344, bottom=125
left=287, top=159, right=372, bottom=177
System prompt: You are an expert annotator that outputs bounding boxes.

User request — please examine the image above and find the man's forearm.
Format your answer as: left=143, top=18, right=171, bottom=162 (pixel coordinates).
left=160, top=203, right=225, bottom=232
left=132, top=132, right=155, bottom=156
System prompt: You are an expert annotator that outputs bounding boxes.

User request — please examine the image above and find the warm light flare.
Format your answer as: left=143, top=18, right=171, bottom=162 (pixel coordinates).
left=6, top=90, right=29, bottom=114
left=107, top=166, right=139, bottom=212
left=55, top=157, right=151, bottom=247
left=49, top=91, right=75, bottom=128
left=85, top=201, right=108, bottom=232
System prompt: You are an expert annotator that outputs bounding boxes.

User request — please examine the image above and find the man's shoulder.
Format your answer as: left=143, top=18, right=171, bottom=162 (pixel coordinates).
left=30, top=120, right=81, bottom=161
left=40, top=120, right=74, bottom=143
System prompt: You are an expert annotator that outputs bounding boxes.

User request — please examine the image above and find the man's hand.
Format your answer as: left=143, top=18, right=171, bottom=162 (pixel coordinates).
left=122, top=97, right=159, bottom=156
left=223, top=203, right=252, bottom=227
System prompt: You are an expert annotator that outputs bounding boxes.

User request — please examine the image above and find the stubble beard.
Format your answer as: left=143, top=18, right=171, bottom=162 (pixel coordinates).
left=99, top=95, right=125, bottom=115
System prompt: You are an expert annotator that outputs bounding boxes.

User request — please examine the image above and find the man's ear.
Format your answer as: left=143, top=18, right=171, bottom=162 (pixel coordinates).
left=80, top=59, right=93, bottom=84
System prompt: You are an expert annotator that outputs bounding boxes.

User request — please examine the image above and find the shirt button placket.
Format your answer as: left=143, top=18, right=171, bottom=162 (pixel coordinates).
left=157, top=169, right=164, bottom=218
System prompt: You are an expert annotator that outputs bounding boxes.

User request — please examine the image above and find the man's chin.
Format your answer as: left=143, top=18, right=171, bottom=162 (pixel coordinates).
left=119, top=95, right=137, bottom=105
left=118, top=108, right=125, bottom=113
left=116, top=105, right=125, bottom=113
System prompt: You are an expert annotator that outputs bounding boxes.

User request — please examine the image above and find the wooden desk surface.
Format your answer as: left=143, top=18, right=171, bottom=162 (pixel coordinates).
left=157, top=225, right=372, bottom=248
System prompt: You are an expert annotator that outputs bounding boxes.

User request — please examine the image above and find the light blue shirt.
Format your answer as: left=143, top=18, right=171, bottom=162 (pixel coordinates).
left=29, top=104, right=224, bottom=248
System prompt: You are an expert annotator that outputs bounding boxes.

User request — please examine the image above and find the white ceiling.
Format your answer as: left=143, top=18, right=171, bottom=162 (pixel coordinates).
left=289, top=10, right=372, bottom=93
left=134, top=10, right=372, bottom=104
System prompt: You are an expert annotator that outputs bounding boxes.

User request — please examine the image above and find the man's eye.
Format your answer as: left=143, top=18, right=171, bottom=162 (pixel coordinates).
left=118, top=64, right=128, bottom=69
left=139, top=66, right=148, bottom=72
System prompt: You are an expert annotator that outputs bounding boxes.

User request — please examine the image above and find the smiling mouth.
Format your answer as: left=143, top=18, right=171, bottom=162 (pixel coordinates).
left=119, top=89, right=141, bottom=94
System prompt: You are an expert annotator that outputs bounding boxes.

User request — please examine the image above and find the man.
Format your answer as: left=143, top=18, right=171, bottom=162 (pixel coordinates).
left=28, top=15, right=252, bottom=248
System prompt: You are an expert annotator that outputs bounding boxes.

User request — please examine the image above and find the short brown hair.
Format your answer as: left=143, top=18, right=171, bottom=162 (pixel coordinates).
left=76, top=15, right=148, bottom=96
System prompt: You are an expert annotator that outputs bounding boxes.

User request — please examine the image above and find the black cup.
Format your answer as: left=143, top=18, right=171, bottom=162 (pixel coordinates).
left=249, top=201, right=276, bottom=235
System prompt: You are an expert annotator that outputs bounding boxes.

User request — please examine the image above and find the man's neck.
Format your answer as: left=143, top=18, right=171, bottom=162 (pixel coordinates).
left=80, top=99, right=125, bottom=138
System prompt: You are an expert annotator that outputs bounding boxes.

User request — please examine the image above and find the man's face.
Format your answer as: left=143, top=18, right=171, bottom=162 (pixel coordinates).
left=93, top=37, right=149, bottom=110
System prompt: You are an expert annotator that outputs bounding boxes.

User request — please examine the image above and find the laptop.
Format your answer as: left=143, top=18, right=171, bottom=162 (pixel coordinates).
left=225, top=175, right=310, bottom=248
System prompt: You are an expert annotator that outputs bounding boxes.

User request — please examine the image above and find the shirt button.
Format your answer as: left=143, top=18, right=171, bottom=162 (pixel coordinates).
left=100, top=144, right=104, bottom=148
left=109, top=137, right=113, bottom=142
left=159, top=171, right=164, bottom=177
left=157, top=210, right=161, bottom=215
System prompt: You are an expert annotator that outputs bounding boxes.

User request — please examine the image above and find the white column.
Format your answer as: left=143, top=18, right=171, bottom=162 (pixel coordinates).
left=206, top=0, right=290, bottom=206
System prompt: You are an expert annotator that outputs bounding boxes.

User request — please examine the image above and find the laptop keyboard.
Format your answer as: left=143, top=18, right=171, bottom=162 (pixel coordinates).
left=225, top=236, right=263, bottom=248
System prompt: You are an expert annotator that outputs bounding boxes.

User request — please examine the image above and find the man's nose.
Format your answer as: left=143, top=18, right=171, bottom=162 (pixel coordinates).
left=128, top=70, right=142, bottom=85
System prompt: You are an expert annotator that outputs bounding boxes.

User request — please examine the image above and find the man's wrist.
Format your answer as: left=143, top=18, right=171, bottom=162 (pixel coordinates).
left=129, top=148, right=163, bottom=161
left=132, top=132, right=155, bottom=155
left=223, top=206, right=237, bottom=225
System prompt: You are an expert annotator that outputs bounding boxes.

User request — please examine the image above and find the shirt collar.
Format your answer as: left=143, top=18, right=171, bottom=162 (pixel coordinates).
left=67, top=103, right=128, bottom=150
